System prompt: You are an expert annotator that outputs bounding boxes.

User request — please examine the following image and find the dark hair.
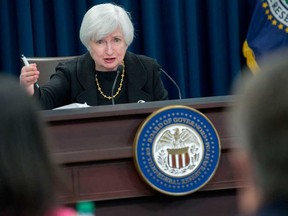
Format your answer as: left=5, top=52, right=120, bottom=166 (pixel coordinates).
left=0, top=75, right=59, bottom=215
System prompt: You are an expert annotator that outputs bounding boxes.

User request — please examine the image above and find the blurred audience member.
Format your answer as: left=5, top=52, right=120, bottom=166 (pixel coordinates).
left=230, top=50, right=288, bottom=216
left=0, top=74, right=75, bottom=216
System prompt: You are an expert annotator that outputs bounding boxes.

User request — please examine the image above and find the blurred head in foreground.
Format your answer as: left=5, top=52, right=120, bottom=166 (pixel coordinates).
left=230, top=49, right=288, bottom=216
left=0, top=75, right=61, bottom=215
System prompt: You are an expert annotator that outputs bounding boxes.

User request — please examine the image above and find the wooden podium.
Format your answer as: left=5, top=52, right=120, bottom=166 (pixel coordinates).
left=41, top=96, right=244, bottom=216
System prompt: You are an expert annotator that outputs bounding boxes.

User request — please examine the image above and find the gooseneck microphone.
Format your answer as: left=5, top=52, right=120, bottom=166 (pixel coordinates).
left=111, top=64, right=123, bottom=105
left=160, top=68, right=182, bottom=100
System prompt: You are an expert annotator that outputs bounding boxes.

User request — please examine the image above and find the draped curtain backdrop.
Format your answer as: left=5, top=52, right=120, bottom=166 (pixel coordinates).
left=0, top=0, right=257, bottom=99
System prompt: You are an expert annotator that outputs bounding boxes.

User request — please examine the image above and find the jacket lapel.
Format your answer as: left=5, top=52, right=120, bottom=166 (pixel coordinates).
left=125, top=52, right=151, bottom=103
left=76, top=53, right=99, bottom=106
left=74, top=52, right=152, bottom=106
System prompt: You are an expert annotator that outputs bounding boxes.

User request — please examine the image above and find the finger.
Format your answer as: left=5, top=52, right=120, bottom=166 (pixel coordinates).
left=24, top=75, right=38, bottom=84
left=21, top=64, right=38, bottom=73
left=20, top=71, right=39, bottom=82
left=21, top=70, right=40, bottom=79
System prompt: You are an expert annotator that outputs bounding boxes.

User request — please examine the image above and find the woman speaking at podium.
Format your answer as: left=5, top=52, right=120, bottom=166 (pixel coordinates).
left=19, top=3, right=168, bottom=110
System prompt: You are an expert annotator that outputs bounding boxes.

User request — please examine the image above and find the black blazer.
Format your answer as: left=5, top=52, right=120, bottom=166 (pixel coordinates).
left=35, top=51, right=168, bottom=109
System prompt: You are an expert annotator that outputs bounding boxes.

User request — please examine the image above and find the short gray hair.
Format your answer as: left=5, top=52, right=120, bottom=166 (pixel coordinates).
left=79, top=3, right=134, bottom=50
left=232, top=49, right=288, bottom=200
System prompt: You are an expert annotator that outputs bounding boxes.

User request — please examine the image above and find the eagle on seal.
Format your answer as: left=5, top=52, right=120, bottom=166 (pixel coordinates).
left=155, top=128, right=199, bottom=152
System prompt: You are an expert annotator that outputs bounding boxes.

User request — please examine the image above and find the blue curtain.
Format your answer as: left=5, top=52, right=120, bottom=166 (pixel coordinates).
left=0, top=0, right=257, bottom=99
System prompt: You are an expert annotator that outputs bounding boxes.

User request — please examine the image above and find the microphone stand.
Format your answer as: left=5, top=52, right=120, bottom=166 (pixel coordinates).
left=160, top=68, right=182, bottom=100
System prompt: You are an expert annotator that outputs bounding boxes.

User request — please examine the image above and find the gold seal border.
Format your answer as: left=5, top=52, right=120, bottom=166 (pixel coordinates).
left=133, top=105, right=222, bottom=196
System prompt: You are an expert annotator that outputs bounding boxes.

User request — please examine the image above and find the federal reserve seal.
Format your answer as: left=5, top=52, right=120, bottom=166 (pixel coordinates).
left=264, top=0, right=288, bottom=32
left=133, top=105, right=221, bottom=196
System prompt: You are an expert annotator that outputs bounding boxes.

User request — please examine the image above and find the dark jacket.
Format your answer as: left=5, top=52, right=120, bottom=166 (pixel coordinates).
left=35, top=51, right=168, bottom=109
left=254, top=199, right=288, bottom=216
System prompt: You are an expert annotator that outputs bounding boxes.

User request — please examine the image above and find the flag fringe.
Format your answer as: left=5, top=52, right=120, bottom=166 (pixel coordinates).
left=243, top=40, right=260, bottom=74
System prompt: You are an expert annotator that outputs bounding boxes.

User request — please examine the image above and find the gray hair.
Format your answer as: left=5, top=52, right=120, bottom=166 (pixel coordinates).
left=79, top=3, right=134, bottom=50
left=232, top=49, right=288, bottom=200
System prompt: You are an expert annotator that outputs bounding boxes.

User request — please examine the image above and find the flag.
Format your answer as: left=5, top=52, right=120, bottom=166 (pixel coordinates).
left=243, top=0, right=288, bottom=73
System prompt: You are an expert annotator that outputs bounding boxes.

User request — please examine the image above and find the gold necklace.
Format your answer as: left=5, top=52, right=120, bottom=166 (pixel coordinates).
left=95, top=63, right=125, bottom=100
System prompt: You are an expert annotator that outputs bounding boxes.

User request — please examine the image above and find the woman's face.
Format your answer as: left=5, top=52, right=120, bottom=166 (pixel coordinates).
left=89, top=28, right=128, bottom=71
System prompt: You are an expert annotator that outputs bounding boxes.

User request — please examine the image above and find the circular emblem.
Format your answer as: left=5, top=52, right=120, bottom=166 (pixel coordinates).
left=133, top=105, right=221, bottom=196
left=266, top=0, right=288, bottom=27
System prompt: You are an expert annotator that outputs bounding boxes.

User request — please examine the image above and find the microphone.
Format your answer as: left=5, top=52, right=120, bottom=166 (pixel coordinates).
left=160, top=68, right=182, bottom=100
left=111, top=64, right=123, bottom=105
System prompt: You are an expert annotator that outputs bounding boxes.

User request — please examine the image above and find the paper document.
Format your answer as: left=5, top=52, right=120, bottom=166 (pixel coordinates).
left=53, top=103, right=90, bottom=110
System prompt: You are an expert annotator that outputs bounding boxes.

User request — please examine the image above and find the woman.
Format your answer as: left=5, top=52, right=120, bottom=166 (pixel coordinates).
left=0, top=75, right=76, bottom=215
left=20, top=3, right=168, bottom=110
